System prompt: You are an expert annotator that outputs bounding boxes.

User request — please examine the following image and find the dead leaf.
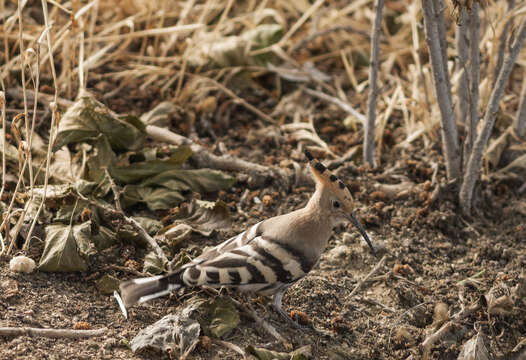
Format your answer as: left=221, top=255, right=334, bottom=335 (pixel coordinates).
left=457, top=332, right=492, bottom=360
left=130, top=312, right=200, bottom=357
left=200, top=298, right=240, bottom=338
left=167, top=199, right=232, bottom=237
left=38, top=224, right=90, bottom=272
left=53, top=91, right=146, bottom=152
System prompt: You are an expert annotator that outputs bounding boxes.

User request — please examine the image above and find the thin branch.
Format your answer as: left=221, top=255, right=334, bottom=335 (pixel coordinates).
left=145, top=125, right=297, bottom=189
left=455, top=7, right=469, bottom=126
left=364, top=0, right=384, bottom=168
left=0, top=327, right=107, bottom=339
left=349, top=255, right=387, bottom=297
left=514, top=74, right=526, bottom=139
left=432, top=0, right=452, bottom=103
left=460, top=15, right=526, bottom=215
left=421, top=301, right=481, bottom=358
left=494, top=0, right=516, bottom=83
left=462, top=3, right=481, bottom=170
left=421, top=0, right=461, bottom=180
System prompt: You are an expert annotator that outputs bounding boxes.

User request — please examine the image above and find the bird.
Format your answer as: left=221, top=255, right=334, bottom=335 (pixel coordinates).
left=117, top=150, right=375, bottom=324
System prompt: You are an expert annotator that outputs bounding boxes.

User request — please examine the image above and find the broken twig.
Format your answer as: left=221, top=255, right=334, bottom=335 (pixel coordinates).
left=0, top=326, right=107, bottom=339
left=350, top=255, right=387, bottom=297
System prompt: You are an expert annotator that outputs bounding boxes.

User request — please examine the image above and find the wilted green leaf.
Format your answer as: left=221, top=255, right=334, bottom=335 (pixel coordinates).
left=122, top=185, right=185, bottom=211
left=87, top=135, right=116, bottom=184
left=38, top=224, right=89, bottom=272
left=111, top=146, right=193, bottom=183
left=458, top=333, right=491, bottom=360
left=200, top=298, right=240, bottom=338
left=141, top=169, right=235, bottom=193
left=53, top=91, right=146, bottom=152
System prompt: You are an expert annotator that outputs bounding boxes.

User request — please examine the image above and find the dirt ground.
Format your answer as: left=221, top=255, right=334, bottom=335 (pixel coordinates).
left=1, top=82, right=526, bottom=360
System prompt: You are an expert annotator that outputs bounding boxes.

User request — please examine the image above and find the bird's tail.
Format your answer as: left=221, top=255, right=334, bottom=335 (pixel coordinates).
left=119, top=271, right=183, bottom=309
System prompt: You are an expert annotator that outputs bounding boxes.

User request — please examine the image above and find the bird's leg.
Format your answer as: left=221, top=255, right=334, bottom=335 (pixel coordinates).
left=272, top=290, right=307, bottom=330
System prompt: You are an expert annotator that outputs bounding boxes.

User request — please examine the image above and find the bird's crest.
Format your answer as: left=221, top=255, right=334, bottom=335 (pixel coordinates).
left=304, top=150, right=354, bottom=209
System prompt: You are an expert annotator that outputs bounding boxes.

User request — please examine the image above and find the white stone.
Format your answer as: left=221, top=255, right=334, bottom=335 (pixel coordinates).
left=9, top=256, right=36, bottom=273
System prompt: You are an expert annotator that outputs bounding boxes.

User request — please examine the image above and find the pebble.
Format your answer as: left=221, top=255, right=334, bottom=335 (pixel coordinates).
left=9, top=256, right=36, bottom=273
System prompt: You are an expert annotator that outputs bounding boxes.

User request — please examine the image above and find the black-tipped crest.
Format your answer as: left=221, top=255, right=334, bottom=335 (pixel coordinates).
left=304, top=150, right=375, bottom=254
left=314, top=162, right=326, bottom=173
left=304, top=150, right=354, bottom=208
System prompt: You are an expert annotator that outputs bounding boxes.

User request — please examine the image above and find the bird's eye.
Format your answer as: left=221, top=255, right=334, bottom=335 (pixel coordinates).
left=333, top=200, right=340, bottom=209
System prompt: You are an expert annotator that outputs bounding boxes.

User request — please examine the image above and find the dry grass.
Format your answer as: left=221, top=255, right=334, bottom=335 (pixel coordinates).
left=0, top=0, right=524, bottom=253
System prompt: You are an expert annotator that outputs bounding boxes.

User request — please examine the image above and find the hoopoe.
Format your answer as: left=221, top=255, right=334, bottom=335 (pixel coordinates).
left=117, top=150, right=375, bottom=324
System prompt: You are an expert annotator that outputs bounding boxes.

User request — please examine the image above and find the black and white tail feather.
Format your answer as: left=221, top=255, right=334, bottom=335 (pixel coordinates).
left=116, top=150, right=375, bottom=323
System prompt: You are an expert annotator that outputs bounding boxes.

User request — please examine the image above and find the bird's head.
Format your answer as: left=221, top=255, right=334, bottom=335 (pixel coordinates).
left=305, top=150, right=375, bottom=254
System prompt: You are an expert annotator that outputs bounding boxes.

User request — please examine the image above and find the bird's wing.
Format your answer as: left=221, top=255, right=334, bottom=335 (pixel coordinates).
left=180, top=231, right=312, bottom=294
left=187, top=221, right=263, bottom=266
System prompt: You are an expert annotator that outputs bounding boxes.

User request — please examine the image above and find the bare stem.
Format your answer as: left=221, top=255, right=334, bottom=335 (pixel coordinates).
left=364, top=0, right=384, bottom=168
left=421, top=0, right=461, bottom=180
left=22, top=0, right=60, bottom=252
left=456, top=7, right=470, bottom=126
left=460, top=15, right=526, bottom=215
left=515, top=74, right=526, bottom=139
left=463, top=3, right=480, bottom=169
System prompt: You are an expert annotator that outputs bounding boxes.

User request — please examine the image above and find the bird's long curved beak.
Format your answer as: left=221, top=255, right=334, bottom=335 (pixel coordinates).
left=348, top=213, right=375, bottom=254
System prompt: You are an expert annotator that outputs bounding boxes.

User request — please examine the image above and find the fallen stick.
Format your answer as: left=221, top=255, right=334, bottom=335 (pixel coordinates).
left=420, top=301, right=482, bottom=358
left=0, top=327, right=107, bottom=339
left=145, top=125, right=305, bottom=189
left=350, top=255, right=387, bottom=297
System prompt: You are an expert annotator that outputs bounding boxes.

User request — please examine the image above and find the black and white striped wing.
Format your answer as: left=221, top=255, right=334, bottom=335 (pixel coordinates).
left=180, top=232, right=313, bottom=295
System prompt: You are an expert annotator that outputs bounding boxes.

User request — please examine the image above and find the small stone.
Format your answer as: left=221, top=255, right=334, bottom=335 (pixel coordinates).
left=9, top=256, right=36, bottom=273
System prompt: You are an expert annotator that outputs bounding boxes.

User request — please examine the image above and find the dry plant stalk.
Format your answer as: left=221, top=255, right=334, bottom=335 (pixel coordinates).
left=364, top=0, right=384, bottom=168
left=460, top=15, right=526, bottom=215
left=421, top=0, right=461, bottom=181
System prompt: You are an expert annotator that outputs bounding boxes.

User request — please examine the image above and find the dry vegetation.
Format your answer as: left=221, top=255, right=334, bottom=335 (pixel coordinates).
left=1, top=0, right=526, bottom=359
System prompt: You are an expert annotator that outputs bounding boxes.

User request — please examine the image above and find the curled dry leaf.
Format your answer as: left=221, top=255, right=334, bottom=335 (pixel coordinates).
left=486, top=282, right=514, bottom=316
left=162, top=199, right=232, bottom=237
left=130, top=312, right=201, bottom=357
left=53, top=91, right=146, bottom=152
left=457, top=332, right=491, bottom=360
left=199, top=297, right=240, bottom=339
left=186, top=24, right=283, bottom=68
